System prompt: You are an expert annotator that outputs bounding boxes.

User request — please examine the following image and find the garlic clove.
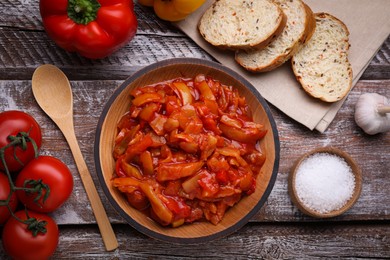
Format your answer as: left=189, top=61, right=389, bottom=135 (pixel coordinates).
left=354, top=93, right=390, bottom=135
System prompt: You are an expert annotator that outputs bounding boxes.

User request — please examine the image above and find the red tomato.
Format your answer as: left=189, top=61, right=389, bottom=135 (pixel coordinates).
left=0, top=172, right=18, bottom=225
left=0, top=110, right=42, bottom=172
left=16, top=156, right=73, bottom=213
left=2, top=210, right=59, bottom=260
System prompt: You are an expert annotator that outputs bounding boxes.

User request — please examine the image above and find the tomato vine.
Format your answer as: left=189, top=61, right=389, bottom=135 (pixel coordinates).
left=0, top=130, right=49, bottom=236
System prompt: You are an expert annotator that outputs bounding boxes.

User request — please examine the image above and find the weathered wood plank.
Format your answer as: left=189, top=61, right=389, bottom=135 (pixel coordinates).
left=1, top=223, right=389, bottom=259
left=0, top=29, right=388, bottom=80
left=360, top=38, right=390, bottom=79
left=0, top=79, right=388, bottom=225
left=0, top=29, right=213, bottom=80
left=0, top=2, right=389, bottom=80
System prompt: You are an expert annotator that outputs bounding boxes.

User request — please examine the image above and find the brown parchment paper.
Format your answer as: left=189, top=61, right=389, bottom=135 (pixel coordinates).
left=174, top=0, right=390, bottom=132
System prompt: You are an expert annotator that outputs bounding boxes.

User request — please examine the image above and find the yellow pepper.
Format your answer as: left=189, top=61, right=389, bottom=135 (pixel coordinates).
left=138, top=0, right=206, bottom=22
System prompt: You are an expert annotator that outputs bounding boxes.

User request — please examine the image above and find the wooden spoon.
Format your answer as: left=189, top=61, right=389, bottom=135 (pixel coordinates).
left=32, top=64, right=118, bottom=251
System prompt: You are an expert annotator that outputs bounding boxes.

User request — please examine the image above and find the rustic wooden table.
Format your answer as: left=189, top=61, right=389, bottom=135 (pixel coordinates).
left=1, top=1, right=389, bottom=259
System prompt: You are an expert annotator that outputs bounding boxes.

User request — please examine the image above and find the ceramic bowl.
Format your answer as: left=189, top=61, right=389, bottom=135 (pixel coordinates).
left=288, top=146, right=362, bottom=218
left=95, top=58, right=280, bottom=243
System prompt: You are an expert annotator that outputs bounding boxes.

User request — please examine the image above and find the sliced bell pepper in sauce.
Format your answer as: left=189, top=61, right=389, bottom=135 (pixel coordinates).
left=197, top=80, right=216, bottom=101
left=113, top=125, right=140, bottom=159
left=156, top=161, right=204, bottom=182
left=132, top=93, right=164, bottom=107
left=172, top=82, right=193, bottom=105
left=139, top=183, right=173, bottom=224
left=219, top=123, right=267, bottom=144
left=138, top=103, right=160, bottom=122
left=139, top=151, right=154, bottom=175
left=124, top=134, right=154, bottom=162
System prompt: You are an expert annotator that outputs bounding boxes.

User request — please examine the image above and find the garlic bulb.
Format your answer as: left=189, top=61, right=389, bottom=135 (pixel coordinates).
left=354, top=93, right=390, bottom=135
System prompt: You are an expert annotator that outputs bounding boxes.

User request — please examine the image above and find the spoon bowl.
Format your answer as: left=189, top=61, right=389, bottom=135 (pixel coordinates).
left=32, top=64, right=118, bottom=251
left=32, top=65, right=73, bottom=119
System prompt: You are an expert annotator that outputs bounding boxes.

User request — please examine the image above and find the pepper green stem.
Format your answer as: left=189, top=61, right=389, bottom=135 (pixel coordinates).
left=68, top=0, right=101, bottom=25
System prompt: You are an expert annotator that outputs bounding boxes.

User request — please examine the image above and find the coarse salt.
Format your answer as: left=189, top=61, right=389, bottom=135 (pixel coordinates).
left=295, top=152, right=355, bottom=214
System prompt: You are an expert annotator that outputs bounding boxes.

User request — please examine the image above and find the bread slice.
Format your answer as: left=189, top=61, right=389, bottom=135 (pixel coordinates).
left=235, top=0, right=316, bottom=72
left=291, top=13, right=352, bottom=102
left=198, top=0, right=286, bottom=50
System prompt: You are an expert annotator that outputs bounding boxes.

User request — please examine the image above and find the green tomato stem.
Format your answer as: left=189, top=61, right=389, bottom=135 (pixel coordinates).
left=10, top=208, right=48, bottom=237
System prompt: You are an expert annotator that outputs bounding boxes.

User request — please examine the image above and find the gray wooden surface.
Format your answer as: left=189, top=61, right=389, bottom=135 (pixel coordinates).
left=0, top=1, right=389, bottom=259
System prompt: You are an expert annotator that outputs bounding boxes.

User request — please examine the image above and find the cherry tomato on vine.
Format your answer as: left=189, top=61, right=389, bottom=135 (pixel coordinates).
left=16, top=156, right=74, bottom=213
left=2, top=210, right=59, bottom=260
left=0, top=110, right=42, bottom=172
left=0, top=172, right=18, bottom=225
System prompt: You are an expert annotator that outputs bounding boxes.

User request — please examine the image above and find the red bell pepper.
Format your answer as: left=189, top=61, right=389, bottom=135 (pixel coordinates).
left=40, top=0, right=137, bottom=59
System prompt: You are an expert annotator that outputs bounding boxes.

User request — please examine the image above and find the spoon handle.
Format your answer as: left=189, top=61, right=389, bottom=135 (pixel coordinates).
left=61, top=127, right=118, bottom=251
